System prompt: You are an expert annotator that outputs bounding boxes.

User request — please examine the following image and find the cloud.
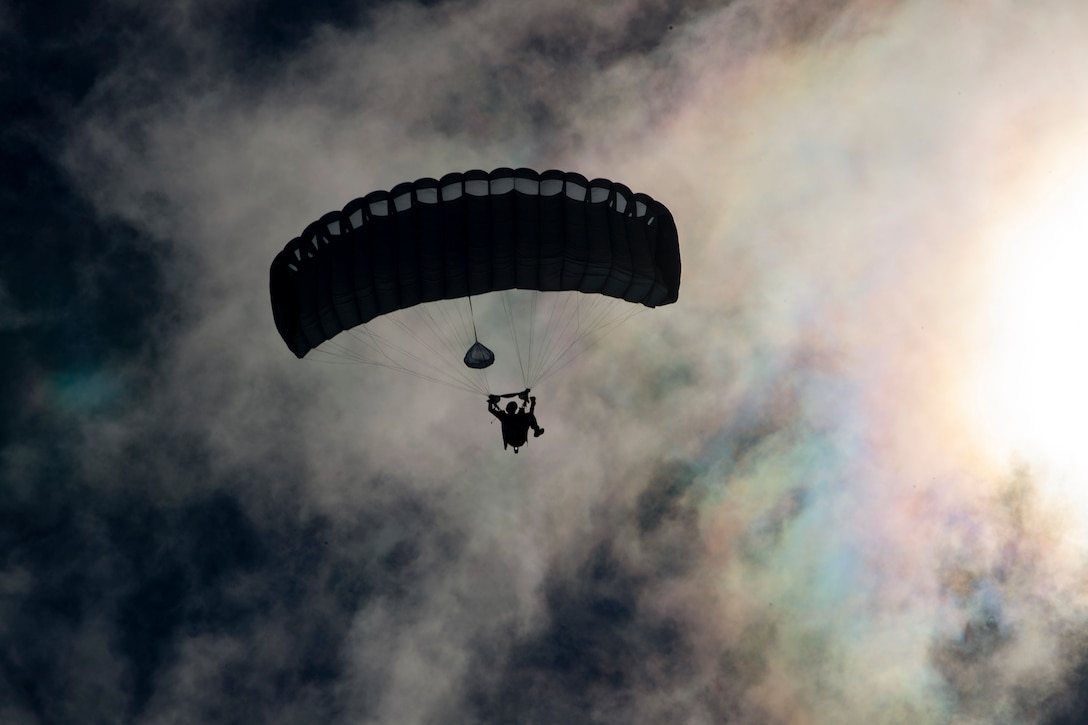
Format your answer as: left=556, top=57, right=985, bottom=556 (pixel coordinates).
left=4, top=0, right=1086, bottom=722
left=0, top=280, right=46, bottom=331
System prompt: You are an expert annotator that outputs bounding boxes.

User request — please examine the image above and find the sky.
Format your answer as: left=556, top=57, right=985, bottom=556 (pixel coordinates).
left=5, top=0, right=1088, bottom=722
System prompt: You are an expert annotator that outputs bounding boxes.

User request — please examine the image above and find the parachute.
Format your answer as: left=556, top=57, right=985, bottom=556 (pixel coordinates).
left=270, top=167, right=680, bottom=394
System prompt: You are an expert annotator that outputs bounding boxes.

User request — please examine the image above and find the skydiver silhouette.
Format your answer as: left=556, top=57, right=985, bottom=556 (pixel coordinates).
left=488, top=389, right=544, bottom=454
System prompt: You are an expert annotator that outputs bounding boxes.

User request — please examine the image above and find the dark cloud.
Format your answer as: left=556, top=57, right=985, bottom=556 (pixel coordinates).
left=464, top=461, right=738, bottom=723
left=636, top=461, right=699, bottom=535
left=739, top=485, right=806, bottom=559
left=469, top=542, right=677, bottom=722
left=1045, top=654, right=1088, bottom=725
left=0, top=0, right=173, bottom=453
left=2, top=462, right=465, bottom=722
left=923, top=468, right=1088, bottom=725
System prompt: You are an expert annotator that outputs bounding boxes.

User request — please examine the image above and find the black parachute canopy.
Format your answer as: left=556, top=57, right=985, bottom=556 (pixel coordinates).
left=270, top=167, right=681, bottom=358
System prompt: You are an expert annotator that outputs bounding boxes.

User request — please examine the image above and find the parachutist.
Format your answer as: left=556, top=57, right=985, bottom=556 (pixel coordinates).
left=488, top=389, right=544, bottom=454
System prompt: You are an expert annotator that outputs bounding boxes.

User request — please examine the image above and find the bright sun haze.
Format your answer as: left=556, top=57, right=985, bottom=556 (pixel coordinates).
left=973, top=143, right=1088, bottom=525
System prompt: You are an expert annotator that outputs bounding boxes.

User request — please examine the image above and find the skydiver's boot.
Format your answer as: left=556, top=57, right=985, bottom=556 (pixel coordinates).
left=534, top=427, right=544, bottom=438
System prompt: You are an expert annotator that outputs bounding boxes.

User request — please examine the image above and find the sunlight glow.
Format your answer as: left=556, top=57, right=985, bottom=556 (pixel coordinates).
left=974, top=153, right=1088, bottom=512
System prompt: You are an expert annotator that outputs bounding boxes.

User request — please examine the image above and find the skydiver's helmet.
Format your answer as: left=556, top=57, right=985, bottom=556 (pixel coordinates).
left=506, top=402, right=518, bottom=414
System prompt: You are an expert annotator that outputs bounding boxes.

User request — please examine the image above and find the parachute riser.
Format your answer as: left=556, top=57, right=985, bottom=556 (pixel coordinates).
left=490, top=389, right=530, bottom=400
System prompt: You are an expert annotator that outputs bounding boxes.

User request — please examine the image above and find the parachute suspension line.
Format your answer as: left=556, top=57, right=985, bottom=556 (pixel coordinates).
left=528, top=294, right=641, bottom=387
left=390, top=314, right=489, bottom=394
left=312, top=323, right=486, bottom=395
left=356, top=321, right=482, bottom=393
left=301, top=317, right=484, bottom=394
left=462, top=295, right=492, bottom=393
left=526, top=292, right=537, bottom=384
left=542, top=293, right=587, bottom=380
left=430, top=299, right=491, bottom=393
left=449, top=297, right=474, bottom=350
left=531, top=292, right=579, bottom=384
left=428, top=300, right=458, bottom=354
left=526, top=291, right=564, bottom=385
left=457, top=299, right=482, bottom=360
left=533, top=290, right=571, bottom=384
left=325, top=326, right=396, bottom=367
left=535, top=304, right=643, bottom=388
left=302, top=354, right=482, bottom=394
left=379, top=314, right=489, bottom=394
left=468, top=295, right=480, bottom=343
left=411, top=307, right=450, bottom=360
left=501, top=291, right=529, bottom=389
left=429, top=297, right=469, bottom=363
left=428, top=305, right=484, bottom=389
left=480, top=355, right=491, bottom=394
left=416, top=304, right=467, bottom=368
left=403, top=308, right=462, bottom=373
left=369, top=299, right=488, bottom=395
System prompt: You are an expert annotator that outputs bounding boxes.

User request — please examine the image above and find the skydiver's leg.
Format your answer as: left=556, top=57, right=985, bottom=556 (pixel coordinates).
left=527, top=414, right=544, bottom=437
